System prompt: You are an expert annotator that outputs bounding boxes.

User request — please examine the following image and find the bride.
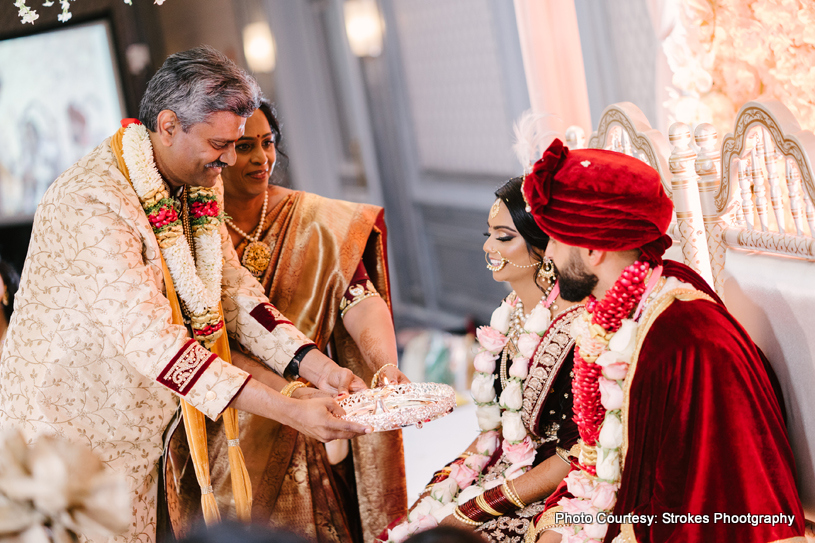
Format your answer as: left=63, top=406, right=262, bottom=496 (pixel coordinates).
left=385, top=176, right=584, bottom=543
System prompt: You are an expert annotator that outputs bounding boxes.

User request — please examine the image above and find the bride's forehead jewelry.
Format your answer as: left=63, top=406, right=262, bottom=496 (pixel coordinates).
left=490, top=199, right=501, bottom=219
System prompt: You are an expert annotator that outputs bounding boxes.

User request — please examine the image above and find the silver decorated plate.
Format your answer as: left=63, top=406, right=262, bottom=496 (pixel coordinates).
left=338, top=382, right=456, bottom=432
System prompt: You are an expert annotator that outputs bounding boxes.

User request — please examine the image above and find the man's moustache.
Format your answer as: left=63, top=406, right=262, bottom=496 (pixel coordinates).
left=205, top=161, right=228, bottom=168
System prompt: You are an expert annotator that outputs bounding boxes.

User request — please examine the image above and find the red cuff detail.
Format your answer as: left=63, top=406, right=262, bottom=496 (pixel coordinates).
left=343, top=261, right=374, bottom=305
left=351, top=260, right=370, bottom=284
left=250, top=302, right=294, bottom=332
left=157, top=339, right=217, bottom=395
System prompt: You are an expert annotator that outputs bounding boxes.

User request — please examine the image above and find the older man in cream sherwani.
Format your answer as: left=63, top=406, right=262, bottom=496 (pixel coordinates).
left=0, top=46, right=369, bottom=543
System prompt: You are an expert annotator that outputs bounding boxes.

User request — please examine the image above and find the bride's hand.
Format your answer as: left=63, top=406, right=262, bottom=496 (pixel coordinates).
left=439, top=511, right=476, bottom=531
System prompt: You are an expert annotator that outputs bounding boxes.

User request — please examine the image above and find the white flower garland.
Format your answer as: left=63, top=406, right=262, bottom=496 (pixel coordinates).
left=121, top=123, right=224, bottom=347
left=554, top=313, right=637, bottom=542
left=387, top=294, right=551, bottom=543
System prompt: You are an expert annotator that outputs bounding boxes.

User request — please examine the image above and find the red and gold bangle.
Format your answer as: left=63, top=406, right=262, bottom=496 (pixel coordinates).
left=475, top=494, right=502, bottom=517
left=426, top=467, right=452, bottom=488
left=482, top=485, right=516, bottom=514
left=459, top=497, right=494, bottom=523
left=453, top=507, right=483, bottom=526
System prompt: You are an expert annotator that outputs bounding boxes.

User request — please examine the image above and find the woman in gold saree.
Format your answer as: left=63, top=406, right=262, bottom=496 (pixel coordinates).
left=168, top=100, right=408, bottom=542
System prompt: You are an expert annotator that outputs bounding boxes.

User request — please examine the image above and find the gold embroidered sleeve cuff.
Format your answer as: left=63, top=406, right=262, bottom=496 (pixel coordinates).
left=340, top=279, right=380, bottom=319
left=158, top=339, right=251, bottom=420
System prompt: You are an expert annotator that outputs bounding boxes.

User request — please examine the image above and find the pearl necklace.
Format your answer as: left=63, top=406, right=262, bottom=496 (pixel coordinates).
left=225, top=189, right=268, bottom=242
left=225, top=190, right=273, bottom=278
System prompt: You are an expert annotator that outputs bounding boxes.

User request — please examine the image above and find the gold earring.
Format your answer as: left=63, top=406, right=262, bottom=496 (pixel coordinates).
left=2, top=289, right=8, bottom=306
left=537, top=257, right=556, bottom=287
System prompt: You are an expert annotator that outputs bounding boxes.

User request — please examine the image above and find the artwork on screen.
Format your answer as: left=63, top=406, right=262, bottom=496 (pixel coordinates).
left=0, top=20, right=125, bottom=223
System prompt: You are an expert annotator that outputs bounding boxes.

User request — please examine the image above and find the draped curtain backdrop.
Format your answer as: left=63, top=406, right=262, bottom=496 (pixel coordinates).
left=512, top=0, right=592, bottom=136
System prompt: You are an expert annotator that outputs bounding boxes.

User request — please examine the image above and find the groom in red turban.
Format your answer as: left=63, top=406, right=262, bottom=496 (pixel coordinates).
left=524, top=140, right=804, bottom=543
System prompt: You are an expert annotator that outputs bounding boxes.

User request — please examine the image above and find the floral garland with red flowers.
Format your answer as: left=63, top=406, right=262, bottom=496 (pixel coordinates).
left=557, top=261, right=657, bottom=543
left=122, top=122, right=225, bottom=348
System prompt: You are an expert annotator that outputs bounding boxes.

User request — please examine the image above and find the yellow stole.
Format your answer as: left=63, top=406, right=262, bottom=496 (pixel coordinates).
left=110, top=128, right=251, bottom=525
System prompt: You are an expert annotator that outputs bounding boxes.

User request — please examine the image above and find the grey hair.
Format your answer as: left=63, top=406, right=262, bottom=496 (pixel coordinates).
left=139, top=45, right=261, bottom=132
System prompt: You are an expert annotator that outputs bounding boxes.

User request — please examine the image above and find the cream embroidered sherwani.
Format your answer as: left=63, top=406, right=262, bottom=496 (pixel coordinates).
left=0, top=139, right=312, bottom=543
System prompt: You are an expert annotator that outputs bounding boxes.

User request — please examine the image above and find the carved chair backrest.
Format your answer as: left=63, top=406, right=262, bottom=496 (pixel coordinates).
left=704, top=100, right=815, bottom=286
left=686, top=99, right=815, bottom=517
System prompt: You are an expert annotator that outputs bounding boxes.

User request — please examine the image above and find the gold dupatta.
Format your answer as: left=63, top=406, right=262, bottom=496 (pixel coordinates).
left=109, top=129, right=251, bottom=526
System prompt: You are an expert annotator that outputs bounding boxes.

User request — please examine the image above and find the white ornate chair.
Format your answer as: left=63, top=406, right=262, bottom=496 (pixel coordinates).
left=670, top=99, right=815, bottom=518
left=573, top=99, right=815, bottom=517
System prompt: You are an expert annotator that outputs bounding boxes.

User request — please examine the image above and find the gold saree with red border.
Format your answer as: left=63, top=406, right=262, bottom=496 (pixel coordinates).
left=168, top=191, right=407, bottom=542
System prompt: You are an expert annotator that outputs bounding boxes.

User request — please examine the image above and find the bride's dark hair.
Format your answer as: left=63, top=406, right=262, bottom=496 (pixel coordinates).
left=495, top=177, right=551, bottom=292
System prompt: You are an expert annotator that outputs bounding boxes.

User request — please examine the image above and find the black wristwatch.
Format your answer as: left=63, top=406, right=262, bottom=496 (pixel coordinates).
left=284, top=344, right=317, bottom=380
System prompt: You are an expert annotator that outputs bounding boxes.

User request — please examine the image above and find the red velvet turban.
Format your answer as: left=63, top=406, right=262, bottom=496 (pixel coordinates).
left=522, top=139, right=674, bottom=264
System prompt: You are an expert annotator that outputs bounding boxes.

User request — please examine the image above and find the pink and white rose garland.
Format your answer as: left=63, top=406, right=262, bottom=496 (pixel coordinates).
left=556, top=262, right=657, bottom=543
left=121, top=122, right=225, bottom=348
left=387, top=295, right=551, bottom=542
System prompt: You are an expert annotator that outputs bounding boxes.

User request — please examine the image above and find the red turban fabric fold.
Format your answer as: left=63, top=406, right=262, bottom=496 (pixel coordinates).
left=522, top=139, right=674, bottom=264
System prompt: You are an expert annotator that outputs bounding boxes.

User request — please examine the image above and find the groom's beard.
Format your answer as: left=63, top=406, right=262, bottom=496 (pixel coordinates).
left=556, top=251, right=598, bottom=302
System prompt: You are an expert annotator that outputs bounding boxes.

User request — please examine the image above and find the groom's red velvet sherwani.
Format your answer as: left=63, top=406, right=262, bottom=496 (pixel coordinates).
left=533, top=261, right=804, bottom=543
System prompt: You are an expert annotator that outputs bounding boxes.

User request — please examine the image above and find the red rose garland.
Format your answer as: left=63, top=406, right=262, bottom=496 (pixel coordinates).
left=572, top=260, right=650, bottom=473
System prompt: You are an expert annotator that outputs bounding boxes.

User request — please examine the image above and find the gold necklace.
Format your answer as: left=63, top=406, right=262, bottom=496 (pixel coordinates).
left=225, top=190, right=272, bottom=278
left=500, top=298, right=527, bottom=389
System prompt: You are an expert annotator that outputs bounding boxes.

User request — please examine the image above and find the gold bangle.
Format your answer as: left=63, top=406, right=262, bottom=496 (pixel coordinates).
left=502, top=480, right=526, bottom=508
left=509, top=480, right=527, bottom=507
left=281, top=381, right=308, bottom=398
left=475, top=494, right=502, bottom=517
left=453, top=507, right=483, bottom=526
left=370, top=363, right=398, bottom=388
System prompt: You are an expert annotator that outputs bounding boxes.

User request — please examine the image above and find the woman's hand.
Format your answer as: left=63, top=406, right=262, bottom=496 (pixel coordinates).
left=373, top=364, right=411, bottom=387
left=286, top=395, right=371, bottom=442
left=230, top=378, right=371, bottom=441
left=299, top=349, right=367, bottom=395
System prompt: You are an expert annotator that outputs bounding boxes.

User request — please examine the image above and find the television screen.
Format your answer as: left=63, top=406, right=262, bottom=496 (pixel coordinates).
left=0, top=20, right=125, bottom=223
